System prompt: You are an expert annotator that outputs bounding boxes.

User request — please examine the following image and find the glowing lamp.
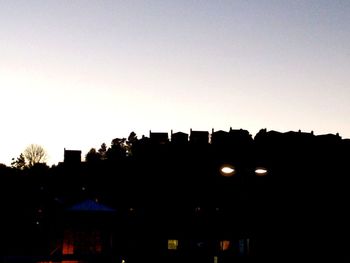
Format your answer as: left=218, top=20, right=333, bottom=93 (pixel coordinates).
left=255, top=167, right=268, bottom=176
left=220, top=165, right=236, bottom=177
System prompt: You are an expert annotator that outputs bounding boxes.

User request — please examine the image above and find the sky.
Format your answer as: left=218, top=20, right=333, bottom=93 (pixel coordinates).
left=1, top=0, right=349, bottom=165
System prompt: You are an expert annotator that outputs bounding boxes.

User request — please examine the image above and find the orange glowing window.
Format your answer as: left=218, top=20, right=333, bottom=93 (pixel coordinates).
left=62, top=229, right=103, bottom=255
left=220, top=240, right=231, bottom=251
left=63, top=231, right=74, bottom=255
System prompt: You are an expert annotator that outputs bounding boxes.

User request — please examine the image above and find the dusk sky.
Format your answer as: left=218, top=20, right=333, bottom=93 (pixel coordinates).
left=1, top=0, right=349, bottom=165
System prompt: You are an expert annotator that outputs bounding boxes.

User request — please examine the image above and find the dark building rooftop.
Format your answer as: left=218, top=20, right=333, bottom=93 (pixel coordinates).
left=64, top=149, right=81, bottom=164
left=171, top=130, right=189, bottom=144
left=149, top=131, right=169, bottom=145
left=189, top=129, right=209, bottom=144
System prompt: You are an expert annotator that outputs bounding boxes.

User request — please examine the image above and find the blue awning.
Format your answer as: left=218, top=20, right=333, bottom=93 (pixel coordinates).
left=67, top=199, right=116, bottom=212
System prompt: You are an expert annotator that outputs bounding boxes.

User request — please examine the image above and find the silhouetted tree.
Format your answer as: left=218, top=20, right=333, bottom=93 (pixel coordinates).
left=98, top=143, right=108, bottom=160
left=11, top=153, right=26, bottom=170
left=107, top=138, right=126, bottom=160
left=128, top=131, right=137, bottom=143
left=0, top=163, right=10, bottom=176
left=0, top=163, right=8, bottom=171
left=126, top=131, right=138, bottom=156
left=85, top=148, right=100, bottom=163
left=23, top=144, right=47, bottom=167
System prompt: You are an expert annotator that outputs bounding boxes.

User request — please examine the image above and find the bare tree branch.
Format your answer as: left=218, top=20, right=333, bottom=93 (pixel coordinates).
left=24, top=144, right=47, bottom=167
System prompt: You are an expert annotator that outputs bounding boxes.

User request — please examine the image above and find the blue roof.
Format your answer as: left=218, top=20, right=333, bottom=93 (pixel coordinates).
left=67, top=199, right=116, bottom=212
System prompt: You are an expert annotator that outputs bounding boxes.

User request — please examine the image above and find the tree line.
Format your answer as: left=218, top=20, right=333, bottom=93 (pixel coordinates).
left=85, top=131, right=137, bottom=163
left=11, top=144, right=48, bottom=169
left=6, top=131, right=138, bottom=170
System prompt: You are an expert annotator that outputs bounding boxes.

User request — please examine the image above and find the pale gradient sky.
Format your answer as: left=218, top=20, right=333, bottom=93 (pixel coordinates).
left=1, top=0, right=349, bottom=165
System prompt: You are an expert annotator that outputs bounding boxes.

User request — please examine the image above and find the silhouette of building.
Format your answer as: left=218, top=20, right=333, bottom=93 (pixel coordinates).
left=150, top=131, right=169, bottom=145
left=171, top=130, right=189, bottom=145
left=64, top=149, right=82, bottom=164
left=50, top=199, right=117, bottom=262
left=3, top=127, right=350, bottom=262
left=211, top=129, right=229, bottom=146
left=190, top=129, right=209, bottom=144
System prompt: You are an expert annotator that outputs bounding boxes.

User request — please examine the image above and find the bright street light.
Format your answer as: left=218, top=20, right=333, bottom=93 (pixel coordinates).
left=220, top=164, right=236, bottom=177
left=255, top=167, right=268, bottom=176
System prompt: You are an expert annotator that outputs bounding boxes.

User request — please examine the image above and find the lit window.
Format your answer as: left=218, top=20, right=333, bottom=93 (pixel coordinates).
left=255, top=167, right=268, bottom=176
left=168, top=239, right=178, bottom=250
left=220, top=164, right=236, bottom=177
left=62, top=229, right=102, bottom=255
left=63, top=231, right=74, bottom=255
left=220, top=240, right=230, bottom=251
